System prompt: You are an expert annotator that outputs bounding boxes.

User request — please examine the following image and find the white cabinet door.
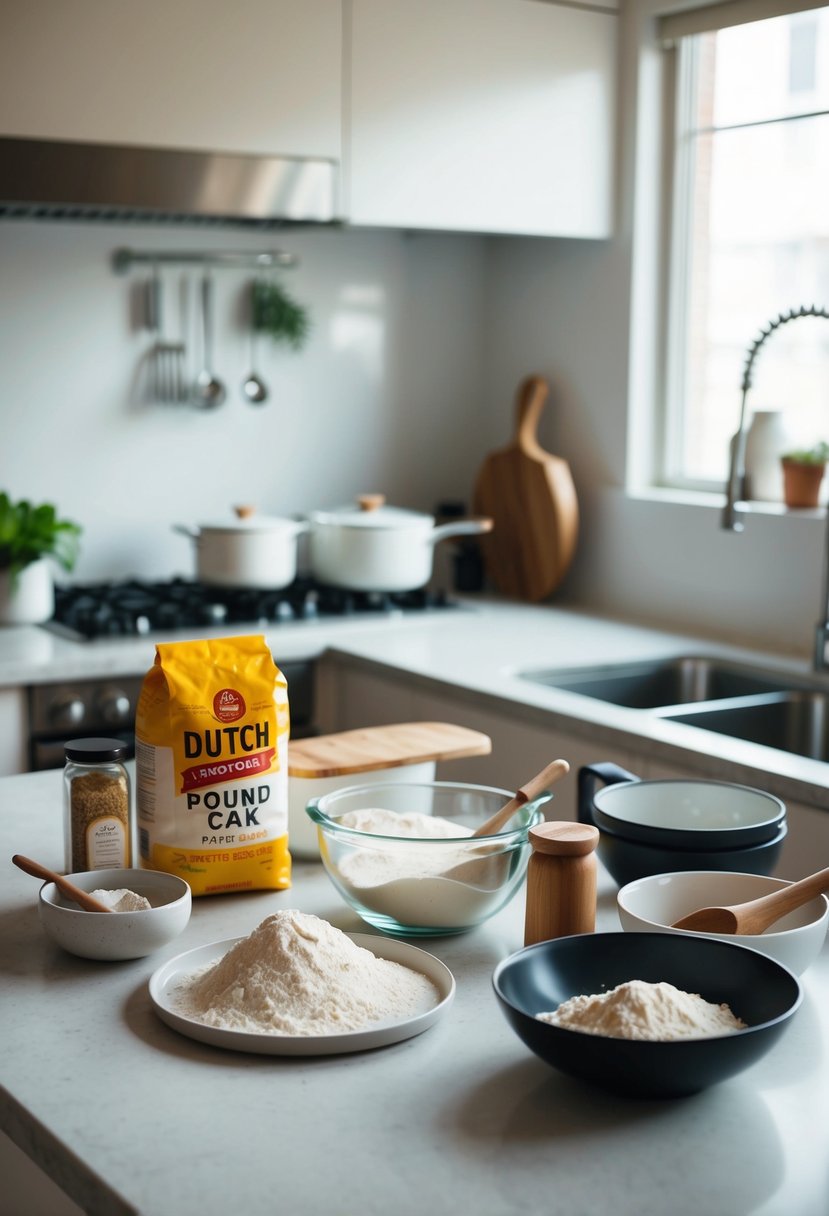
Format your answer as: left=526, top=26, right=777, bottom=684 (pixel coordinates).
left=0, top=0, right=341, bottom=159
left=347, top=0, right=616, bottom=236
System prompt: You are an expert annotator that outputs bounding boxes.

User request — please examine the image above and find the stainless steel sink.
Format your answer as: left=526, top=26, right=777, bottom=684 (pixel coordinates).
left=521, top=656, right=798, bottom=710
left=663, top=692, right=829, bottom=763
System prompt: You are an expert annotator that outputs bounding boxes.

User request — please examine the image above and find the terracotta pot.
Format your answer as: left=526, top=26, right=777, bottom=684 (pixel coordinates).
left=781, top=459, right=826, bottom=509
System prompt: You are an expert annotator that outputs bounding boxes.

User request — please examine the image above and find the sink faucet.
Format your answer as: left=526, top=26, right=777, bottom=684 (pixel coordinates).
left=721, top=304, right=829, bottom=668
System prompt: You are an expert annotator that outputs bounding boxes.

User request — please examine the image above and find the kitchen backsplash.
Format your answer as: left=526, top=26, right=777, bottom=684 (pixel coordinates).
left=0, top=220, right=488, bottom=582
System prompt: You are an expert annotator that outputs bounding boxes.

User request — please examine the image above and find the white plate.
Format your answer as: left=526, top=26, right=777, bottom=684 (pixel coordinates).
left=148, top=932, right=455, bottom=1056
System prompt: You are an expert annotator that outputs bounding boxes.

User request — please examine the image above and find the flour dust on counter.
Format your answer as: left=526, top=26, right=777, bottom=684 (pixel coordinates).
left=135, top=635, right=291, bottom=895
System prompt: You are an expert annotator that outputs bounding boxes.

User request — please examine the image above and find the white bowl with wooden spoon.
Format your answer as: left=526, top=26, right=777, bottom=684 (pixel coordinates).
left=33, top=865, right=191, bottom=961
left=617, top=870, right=829, bottom=975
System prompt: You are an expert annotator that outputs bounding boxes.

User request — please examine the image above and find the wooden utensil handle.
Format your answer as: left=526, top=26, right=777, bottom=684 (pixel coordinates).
left=12, top=854, right=114, bottom=913
left=471, top=758, right=569, bottom=838
left=740, top=865, right=829, bottom=929
left=516, top=375, right=549, bottom=455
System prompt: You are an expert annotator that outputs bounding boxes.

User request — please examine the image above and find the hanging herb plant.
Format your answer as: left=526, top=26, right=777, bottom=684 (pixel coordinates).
left=252, top=278, right=311, bottom=350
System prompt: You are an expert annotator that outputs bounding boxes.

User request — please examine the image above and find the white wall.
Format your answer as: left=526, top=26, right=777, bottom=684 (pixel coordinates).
left=0, top=221, right=488, bottom=581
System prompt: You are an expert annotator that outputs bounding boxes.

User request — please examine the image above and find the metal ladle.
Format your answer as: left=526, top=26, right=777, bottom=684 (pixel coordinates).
left=242, top=280, right=269, bottom=405
left=192, top=272, right=226, bottom=408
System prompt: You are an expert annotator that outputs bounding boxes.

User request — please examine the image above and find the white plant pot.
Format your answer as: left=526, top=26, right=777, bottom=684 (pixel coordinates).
left=0, top=559, right=55, bottom=625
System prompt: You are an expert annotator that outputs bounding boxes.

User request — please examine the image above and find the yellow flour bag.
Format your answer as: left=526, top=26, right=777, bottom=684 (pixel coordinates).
left=135, top=635, right=291, bottom=896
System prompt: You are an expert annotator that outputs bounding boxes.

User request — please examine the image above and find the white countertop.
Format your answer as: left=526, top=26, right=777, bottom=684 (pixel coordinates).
left=2, top=766, right=828, bottom=1216
left=5, top=597, right=829, bottom=811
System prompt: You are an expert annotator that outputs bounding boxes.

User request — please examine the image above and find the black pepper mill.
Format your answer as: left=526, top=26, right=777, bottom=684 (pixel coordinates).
left=524, top=820, right=600, bottom=946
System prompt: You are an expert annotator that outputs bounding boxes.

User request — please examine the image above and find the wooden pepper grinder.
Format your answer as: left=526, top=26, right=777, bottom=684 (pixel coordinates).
left=524, top=820, right=600, bottom=946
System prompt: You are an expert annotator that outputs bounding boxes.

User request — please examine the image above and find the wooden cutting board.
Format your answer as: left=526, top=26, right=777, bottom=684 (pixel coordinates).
left=288, top=722, right=492, bottom=779
left=473, top=374, right=578, bottom=602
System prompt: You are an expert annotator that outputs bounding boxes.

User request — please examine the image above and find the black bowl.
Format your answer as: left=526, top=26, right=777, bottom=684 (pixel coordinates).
left=493, top=932, right=801, bottom=1098
left=591, top=779, right=786, bottom=850
left=596, top=819, right=787, bottom=888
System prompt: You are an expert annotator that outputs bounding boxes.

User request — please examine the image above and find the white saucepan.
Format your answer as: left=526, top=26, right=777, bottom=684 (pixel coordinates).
left=308, top=494, right=493, bottom=592
left=174, top=507, right=308, bottom=588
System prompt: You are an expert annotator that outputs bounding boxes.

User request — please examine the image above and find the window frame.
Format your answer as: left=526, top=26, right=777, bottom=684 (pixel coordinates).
left=655, top=3, right=829, bottom=498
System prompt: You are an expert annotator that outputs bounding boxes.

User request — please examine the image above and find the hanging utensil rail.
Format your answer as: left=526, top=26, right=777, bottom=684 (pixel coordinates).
left=112, top=247, right=298, bottom=273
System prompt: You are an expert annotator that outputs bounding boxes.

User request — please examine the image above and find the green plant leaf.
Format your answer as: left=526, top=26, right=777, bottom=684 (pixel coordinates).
left=252, top=279, right=311, bottom=350
left=0, top=492, right=82, bottom=577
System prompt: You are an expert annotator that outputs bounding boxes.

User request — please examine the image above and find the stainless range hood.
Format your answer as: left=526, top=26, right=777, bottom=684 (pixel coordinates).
left=0, top=136, right=339, bottom=226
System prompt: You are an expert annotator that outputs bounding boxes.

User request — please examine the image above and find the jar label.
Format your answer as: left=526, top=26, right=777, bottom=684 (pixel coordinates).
left=86, top=817, right=128, bottom=868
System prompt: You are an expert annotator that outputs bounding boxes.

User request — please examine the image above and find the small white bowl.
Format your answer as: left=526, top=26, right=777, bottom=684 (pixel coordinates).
left=617, top=870, right=829, bottom=976
left=38, top=867, right=191, bottom=961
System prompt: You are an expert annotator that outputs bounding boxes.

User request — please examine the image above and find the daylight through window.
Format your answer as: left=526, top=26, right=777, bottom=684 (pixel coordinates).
left=663, top=6, right=829, bottom=491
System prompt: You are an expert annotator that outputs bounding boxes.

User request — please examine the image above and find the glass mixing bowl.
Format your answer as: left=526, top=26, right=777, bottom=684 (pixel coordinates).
left=306, top=780, right=551, bottom=937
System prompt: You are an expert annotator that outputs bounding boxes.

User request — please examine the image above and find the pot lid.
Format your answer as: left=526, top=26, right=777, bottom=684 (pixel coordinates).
left=311, top=494, right=434, bottom=530
left=198, top=506, right=304, bottom=534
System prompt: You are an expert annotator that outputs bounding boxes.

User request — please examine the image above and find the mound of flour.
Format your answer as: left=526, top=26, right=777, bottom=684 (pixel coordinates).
left=174, top=909, right=438, bottom=1035
left=90, top=887, right=152, bottom=911
left=537, top=979, right=747, bottom=1041
left=337, top=808, right=472, bottom=839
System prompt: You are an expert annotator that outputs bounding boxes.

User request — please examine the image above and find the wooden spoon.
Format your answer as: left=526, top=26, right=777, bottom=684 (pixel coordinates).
left=671, top=865, right=829, bottom=935
left=471, top=758, right=570, bottom=838
left=12, top=854, right=114, bottom=913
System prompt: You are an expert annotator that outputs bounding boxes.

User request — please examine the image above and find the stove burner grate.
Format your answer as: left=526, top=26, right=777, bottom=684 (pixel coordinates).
left=49, top=577, right=456, bottom=640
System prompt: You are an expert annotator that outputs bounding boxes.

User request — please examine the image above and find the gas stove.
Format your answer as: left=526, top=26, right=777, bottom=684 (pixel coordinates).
left=46, top=577, right=456, bottom=641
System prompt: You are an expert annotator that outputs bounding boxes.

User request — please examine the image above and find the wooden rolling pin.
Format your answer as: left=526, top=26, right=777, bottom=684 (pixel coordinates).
left=288, top=722, right=492, bottom=778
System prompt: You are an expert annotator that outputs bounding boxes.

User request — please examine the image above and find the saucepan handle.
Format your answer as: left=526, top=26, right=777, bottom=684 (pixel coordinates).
left=577, top=762, right=639, bottom=826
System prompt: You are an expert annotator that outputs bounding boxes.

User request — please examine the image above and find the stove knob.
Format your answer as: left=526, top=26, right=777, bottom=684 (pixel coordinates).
left=50, top=695, right=86, bottom=730
left=95, top=688, right=133, bottom=726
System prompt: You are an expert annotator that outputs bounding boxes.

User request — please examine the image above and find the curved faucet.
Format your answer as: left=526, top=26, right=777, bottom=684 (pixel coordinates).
left=721, top=304, right=829, bottom=667
left=723, top=304, right=829, bottom=531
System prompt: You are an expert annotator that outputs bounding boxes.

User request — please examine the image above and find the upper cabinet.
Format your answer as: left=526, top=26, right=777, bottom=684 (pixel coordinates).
left=0, top=0, right=617, bottom=238
left=0, top=0, right=342, bottom=161
left=346, top=0, right=617, bottom=238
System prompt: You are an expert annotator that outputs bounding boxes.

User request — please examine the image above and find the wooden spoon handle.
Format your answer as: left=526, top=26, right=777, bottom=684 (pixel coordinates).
left=736, top=865, right=829, bottom=933
left=471, top=758, right=569, bottom=838
left=12, top=854, right=114, bottom=913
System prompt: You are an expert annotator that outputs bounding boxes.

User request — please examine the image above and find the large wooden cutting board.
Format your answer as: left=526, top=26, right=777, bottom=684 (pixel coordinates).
left=473, top=375, right=578, bottom=601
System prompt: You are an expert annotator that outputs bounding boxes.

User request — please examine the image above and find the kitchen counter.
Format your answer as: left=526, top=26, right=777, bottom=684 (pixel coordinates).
left=2, top=765, right=829, bottom=1216
left=4, top=598, right=829, bottom=812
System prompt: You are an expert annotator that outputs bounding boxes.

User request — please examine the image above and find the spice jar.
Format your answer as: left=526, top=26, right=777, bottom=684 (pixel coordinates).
left=524, top=820, right=599, bottom=947
left=63, top=738, right=131, bottom=873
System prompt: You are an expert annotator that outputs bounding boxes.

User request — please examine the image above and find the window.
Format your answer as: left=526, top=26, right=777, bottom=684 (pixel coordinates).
left=662, top=6, right=829, bottom=492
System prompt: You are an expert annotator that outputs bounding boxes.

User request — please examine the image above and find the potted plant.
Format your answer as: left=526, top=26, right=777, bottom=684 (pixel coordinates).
left=781, top=443, right=829, bottom=509
left=0, top=493, right=82, bottom=625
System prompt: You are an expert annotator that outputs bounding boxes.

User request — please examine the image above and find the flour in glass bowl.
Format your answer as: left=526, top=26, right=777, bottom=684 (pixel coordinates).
left=332, top=807, right=512, bottom=928
left=172, top=910, right=439, bottom=1035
